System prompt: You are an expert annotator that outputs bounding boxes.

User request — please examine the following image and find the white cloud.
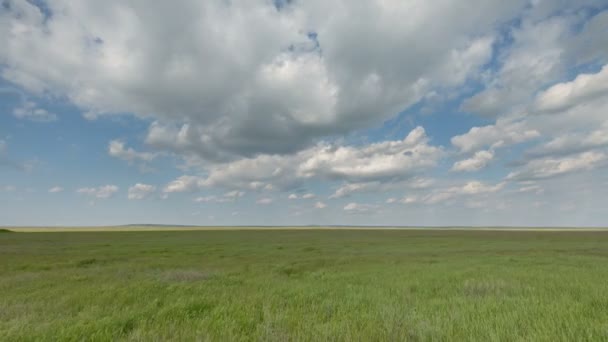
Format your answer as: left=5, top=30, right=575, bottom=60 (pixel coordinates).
left=164, top=126, right=442, bottom=192
left=288, top=194, right=298, bottom=199
left=224, top=190, right=245, bottom=199
left=400, top=181, right=506, bottom=205
left=194, top=190, right=244, bottom=203
left=507, top=151, right=606, bottom=181
left=301, top=193, right=315, bottom=199
left=343, top=202, right=378, bottom=213
left=314, top=201, right=327, bottom=209
left=13, top=101, right=57, bottom=122
left=400, top=196, right=418, bottom=204
left=0, top=0, right=525, bottom=161
left=451, top=119, right=540, bottom=153
left=461, top=8, right=603, bottom=117
left=108, top=140, right=157, bottom=163
left=48, top=186, right=64, bottom=193
left=451, top=150, right=494, bottom=172
left=256, top=197, right=273, bottom=205
left=164, top=176, right=204, bottom=193
left=517, top=184, right=544, bottom=195
left=329, top=177, right=434, bottom=198
left=76, top=185, right=119, bottom=199
left=535, top=64, right=608, bottom=113
left=194, top=196, right=218, bottom=203
left=127, top=183, right=156, bottom=200
left=526, top=123, right=608, bottom=158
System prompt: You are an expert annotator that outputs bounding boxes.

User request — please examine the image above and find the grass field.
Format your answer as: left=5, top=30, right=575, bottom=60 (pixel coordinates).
left=2, top=228, right=608, bottom=341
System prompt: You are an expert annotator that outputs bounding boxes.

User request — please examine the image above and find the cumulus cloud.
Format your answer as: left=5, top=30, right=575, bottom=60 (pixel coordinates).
left=451, top=119, right=540, bottom=153
left=517, top=183, right=544, bottom=195
left=461, top=15, right=571, bottom=117
left=314, top=201, right=327, bottom=209
left=13, top=101, right=57, bottom=122
left=329, top=177, right=434, bottom=198
left=194, top=191, right=244, bottom=205
left=164, top=126, right=442, bottom=192
left=507, top=151, right=606, bottom=181
left=127, top=183, right=156, bottom=200
left=526, top=123, right=608, bottom=159
left=76, top=185, right=119, bottom=199
left=461, top=6, right=608, bottom=117
left=108, top=140, right=157, bottom=163
left=451, top=150, right=494, bottom=172
left=256, top=197, right=273, bottom=205
left=194, top=196, right=218, bottom=203
left=224, top=190, right=245, bottom=199
left=397, top=181, right=506, bottom=205
left=343, top=202, right=378, bottom=214
left=2, top=1, right=608, bottom=226
left=535, top=64, right=608, bottom=113
left=0, top=0, right=528, bottom=161
left=48, top=186, right=63, bottom=193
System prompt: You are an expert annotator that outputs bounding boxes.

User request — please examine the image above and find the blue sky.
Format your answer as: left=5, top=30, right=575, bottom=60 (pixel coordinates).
left=1, top=0, right=608, bottom=226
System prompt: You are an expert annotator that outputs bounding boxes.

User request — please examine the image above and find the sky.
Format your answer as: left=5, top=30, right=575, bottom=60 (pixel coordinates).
left=1, top=0, right=608, bottom=227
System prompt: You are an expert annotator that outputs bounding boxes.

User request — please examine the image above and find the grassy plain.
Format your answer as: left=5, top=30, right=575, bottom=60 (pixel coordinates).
left=1, top=228, right=608, bottom=341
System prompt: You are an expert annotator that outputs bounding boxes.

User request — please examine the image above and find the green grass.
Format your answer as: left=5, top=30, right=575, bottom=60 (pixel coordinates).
left=2, top=229, right=608, bottom=341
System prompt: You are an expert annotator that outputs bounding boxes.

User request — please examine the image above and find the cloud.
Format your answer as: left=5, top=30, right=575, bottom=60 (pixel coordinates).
left=224, top=190, right=245, bottom=199
left=329, top=177, right=434, bottom=198
left=517, top=184, right=544, bottom=195
left=534, top=64, right=608, bottom=113
left=525, top=123, right=608, bottom=158
left=451, top=150, right=494, bottom=172
left=164, top=126, right=442, bottom=192
left=398, top=181, right=506, bottom=205
left=108, top=140, right=157, bottom=163
left=256, top=197, right=273, bottom=205
left=194, top=196, right=218, bottom=203
left=343, top=202, right=378, bottom=214
left=12, top=101, right=57, bottom=122
left=76, top=185, right=119, bottom=199
left=507, top=151, right=606, bottom=181
left=48, top=186, right=64, bottom=193
left=314, top=201, right=327, bottom=209
left=164, top=176, right=203, bottom=193
left=0, top=0, right=528, bottom=161
left=451, top=119, right=540, bottom=153
left=194, top=190, right=245, bottom=203
left=127, top=183, right=156, bottom=200
left=287, top=192, right=315, bottom=199
left=461, top=7, right=607, bottom=117
left=460, top=16, right=570, bottom=117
